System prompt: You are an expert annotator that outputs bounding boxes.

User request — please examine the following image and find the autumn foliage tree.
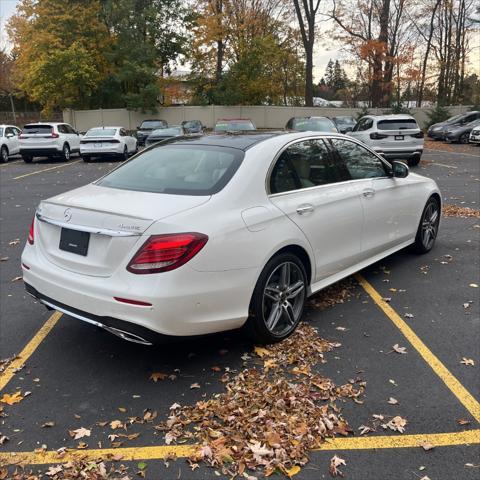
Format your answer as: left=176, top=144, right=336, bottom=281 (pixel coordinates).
left=8, top=0, right=110, bottom=114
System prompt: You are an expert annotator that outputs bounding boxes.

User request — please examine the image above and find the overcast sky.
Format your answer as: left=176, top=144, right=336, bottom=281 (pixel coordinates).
left=0, top=0, right=339, bottom=81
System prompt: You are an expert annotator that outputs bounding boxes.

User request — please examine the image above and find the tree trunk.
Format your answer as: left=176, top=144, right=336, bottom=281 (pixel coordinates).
left=215, top=0, right=224, bottom=84
left=305, top=32, right=314, bottom=106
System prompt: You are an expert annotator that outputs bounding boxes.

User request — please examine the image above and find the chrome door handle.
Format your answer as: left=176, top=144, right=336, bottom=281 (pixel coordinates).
left=362, top=188, right=375, bottom=198
left=296, top=204, right=315, bottom=215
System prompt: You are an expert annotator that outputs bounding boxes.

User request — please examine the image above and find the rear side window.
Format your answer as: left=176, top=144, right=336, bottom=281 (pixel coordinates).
left=24, top=124, right=53, bottom=134
left=97, top=144, right=244, bottom=195
left=331, top=139, right=387, bottom=179
left=377, top=119, right=418, bottom=130
left=270, top=139, right=340, bottom=194
left=215, top=121, right=255, bottom=132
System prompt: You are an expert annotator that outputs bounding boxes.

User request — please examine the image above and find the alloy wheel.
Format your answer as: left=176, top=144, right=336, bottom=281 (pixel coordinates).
left=421, top=202, right=439, bottom=250
left=63, top=145, right=70, bottom=160
left=262, top=261, right=305, bottom=337
left=1, top=147, right=7, bottom=163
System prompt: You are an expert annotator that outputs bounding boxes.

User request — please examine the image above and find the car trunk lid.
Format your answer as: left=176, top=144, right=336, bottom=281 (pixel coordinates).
left=36, top=183, right=210, bottom=277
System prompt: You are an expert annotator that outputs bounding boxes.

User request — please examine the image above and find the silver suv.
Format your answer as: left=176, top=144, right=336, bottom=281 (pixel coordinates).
left=348, top=114, right=424, bottom=166
left=19, top=122, right=81, bottom=163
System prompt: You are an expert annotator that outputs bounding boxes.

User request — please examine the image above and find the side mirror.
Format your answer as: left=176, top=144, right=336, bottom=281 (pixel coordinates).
left=392, top=160, right=409, bottom=178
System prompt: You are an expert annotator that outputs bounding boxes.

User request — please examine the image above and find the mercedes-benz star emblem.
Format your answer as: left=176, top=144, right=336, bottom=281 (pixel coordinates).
left=64, top=208, right=72, bottom=222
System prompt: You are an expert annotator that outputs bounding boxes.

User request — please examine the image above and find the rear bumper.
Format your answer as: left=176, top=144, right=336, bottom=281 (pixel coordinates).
left=427, top=130, right=444, bottom=139
left=25, top=282, right=158, bottom=345
left=20, top=147, right=61, bottom=156
left=373, top=148, right=423, bottom=160
left=21, top=242, right=255, bottom=339
left=80, top=150, right=122, bottom=157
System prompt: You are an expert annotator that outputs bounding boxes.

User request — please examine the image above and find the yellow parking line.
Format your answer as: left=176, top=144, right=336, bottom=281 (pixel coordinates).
left=356, top=274, right=480, bottom=423
left=1, top=430, right=478, bottom=466
left=0, top=312, right=61, bottom=391
left=13, top=160, right=81, bottom=180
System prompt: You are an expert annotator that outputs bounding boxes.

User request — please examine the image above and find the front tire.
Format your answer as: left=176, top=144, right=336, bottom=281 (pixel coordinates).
left=412, top=197, right=440, bottom=254
left=0, top=146, right=8, bottom=163
left=408, top=155, right=421, bottom=167
left=121, top=145, right=128, bottom=161
left=246, top=253, right=307, bottom=344
left=460, top=133, right=470, bottom=144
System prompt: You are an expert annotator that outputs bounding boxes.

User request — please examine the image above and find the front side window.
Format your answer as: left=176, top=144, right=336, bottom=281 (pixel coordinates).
left=270, top=139, right=340, bottom=194
left=97, top=144, right=244, bottom=195
left=330, top=139, right=387, bottom=180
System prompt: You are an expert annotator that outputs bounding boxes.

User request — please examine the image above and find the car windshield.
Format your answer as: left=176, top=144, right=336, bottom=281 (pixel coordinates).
left=293, top=118, right=337, bottom=132
left=97, top=144, right=244, bottom=195
left=446, top=114, right=464, bottom=123
left=23, top=124, right=52, bottom=134
left=377, top=119, right=418, bottom=130
left=151, top=127, right=182, bottom=136
left=215, top=121, right=255, bottom=132
left=86, top=128, right=117, bottom=136
left=183, top=121, right=200, bottom=128
left=334, top=117, right=355, bottom=125
left=140, top=121, right=165, bottom=129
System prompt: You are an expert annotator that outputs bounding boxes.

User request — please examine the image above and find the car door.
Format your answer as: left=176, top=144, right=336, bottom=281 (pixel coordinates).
left=348, top=117, right=373, bottom=145
left=268, top=138, right=364, bottom=282
left=330, top=138, right=418, bottom=259
left=65, top=124, right=80, bottom=150
left=5, top=127, right=20, bottom=154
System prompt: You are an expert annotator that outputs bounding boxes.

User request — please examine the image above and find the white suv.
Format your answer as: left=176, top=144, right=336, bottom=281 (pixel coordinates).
left=348, top=114, right=424, bottom=166
left=1, top=124, right=22, bottom=163
left=19, top=122, right=81, bottom=163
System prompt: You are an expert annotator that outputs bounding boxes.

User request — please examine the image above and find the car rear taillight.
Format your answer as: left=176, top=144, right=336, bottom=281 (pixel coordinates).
left=410, top=131, right=424, bottom=138
left=19, top=132, right=25, bottom=139
left=127, top=233, right=208, bottom=274
left=51, top=128, right=59, bottom=138
left=370, top=132, right=388, bottom=140
left=27, top=217, right=35, bottom=245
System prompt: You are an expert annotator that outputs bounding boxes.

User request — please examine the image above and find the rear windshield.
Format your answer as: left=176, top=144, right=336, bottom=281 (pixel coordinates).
left=183, top=121, right=201, bottom=128
left=86, top=128, right=117, bottom=136
left=151, top=127, right=182, bottom=136
left=97, top=144, right=244, bottom=195
left=467, top=119, right=480, bottom=127
left=333, top=117, right=355, bottom=125
left=377, top=119, right=418, bottom=130
left=215, top=121, right=255, bottom=132
left=0, top=128, right=3, bottom=137
left=140, top=120, right=165, bottom=129
left=23, top=124, right=52, bottom=134
left=293, top=118, right=337, bottom=132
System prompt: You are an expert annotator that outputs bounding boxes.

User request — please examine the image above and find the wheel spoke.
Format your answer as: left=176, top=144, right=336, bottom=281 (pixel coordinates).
left=265, top=286, right=281, bottom=301
left=266, top=303, right=282, bottom=330
left=280, top=263, right=290, bottom=289
left=283, top=302, right=296, bottom=325
left=423, top=229, right=431, bottom=245
left=286, top=281, right=304, bottom=300
left=430, top=209, right=438, bottom=224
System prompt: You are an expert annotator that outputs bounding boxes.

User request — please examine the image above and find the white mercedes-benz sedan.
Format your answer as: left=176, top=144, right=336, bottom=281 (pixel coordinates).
left=21, top=132, right=441, bottom=345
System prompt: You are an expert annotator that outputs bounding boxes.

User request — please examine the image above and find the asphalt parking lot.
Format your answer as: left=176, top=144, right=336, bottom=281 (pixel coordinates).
left=0, top=145, right=479, bottom=479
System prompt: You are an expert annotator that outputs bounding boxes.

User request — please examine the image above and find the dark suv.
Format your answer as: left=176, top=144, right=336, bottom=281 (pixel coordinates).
left=136, top=119, right=168, bottom=146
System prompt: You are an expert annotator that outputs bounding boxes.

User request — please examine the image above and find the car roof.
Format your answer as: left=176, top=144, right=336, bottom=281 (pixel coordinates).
left=0, top=124, right=18, bottom=128
left=88, top=126, right=122, bottom=130
left=365, top=114, right=416, bottom=120
left=24, top=122, right=67, bottom=126
left=290, top=116, right=332, bottom=120
left=166, top=131, right=288, bottom=150
left=140, top=119, right=165, bottom=121
left=216, top=118, right=253, bottom=122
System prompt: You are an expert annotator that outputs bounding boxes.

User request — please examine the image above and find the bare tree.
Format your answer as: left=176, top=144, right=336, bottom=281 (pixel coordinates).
left=292, top=0, right=322, bottom=106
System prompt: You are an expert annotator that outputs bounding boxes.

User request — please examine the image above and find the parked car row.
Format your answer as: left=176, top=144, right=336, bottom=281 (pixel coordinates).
left=427, top=110, right=480, bottom=144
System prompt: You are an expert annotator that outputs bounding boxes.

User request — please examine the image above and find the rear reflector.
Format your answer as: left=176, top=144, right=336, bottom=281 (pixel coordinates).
left=27, top=217, right=35, bottom=245
left=127, top=233, right=208, bottom=274
left=114, top=297, right=152, bottom=306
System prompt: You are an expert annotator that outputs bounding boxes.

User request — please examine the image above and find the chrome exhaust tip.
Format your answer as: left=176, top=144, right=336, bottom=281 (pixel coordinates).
left=102, top=326, right=153, bottom=346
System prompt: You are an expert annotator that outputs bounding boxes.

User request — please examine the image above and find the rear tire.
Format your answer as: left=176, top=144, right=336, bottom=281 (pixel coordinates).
left=408, top=155, right=421, bottom=167
left=246, top=253, right=307, bottom=344
left=61, top=143, right=70, bottom=161
left=412, top=197, right=440, bottom=254
left=82, top=155, right=91, bottom=162
left=0, top=146, right=8, bottom=163
left=22, top=155, right=33, bottom=163
left=121, top=145, right=128, bottom=161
